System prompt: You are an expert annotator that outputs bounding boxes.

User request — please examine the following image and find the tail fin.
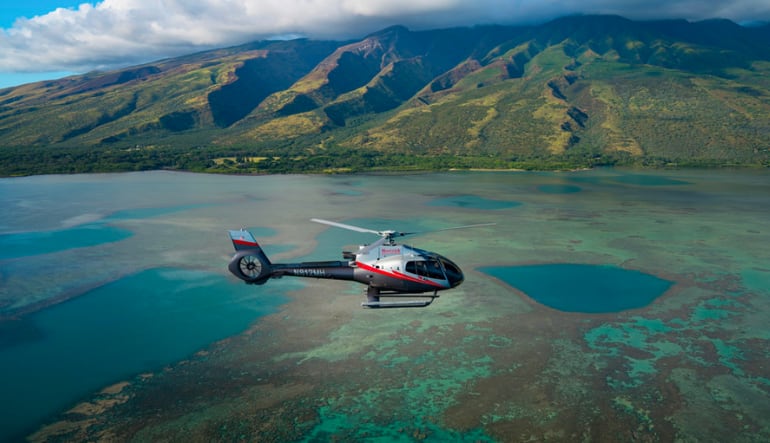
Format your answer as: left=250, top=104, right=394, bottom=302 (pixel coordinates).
left=228, top=229, right=272, bottom=284
left=230, top=229, right=262, bottom=252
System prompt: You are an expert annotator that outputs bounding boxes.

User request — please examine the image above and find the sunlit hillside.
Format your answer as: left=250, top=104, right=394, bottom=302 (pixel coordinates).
left=1, top=15, right=769, bottom=175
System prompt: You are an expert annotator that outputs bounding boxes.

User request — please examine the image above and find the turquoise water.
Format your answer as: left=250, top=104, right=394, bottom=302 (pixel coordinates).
left=105, top=203, right=215, bottom=221
left=0, top=224, right=133, bottom=259
left=568, top=171, right=691, bottom=186
left=481, top=264, right=672, bottom=312
left=303, top=407, right=494, bottom=442
left=0, top=268, right=288, bottom=441
left=610, top=174, right=690, bottom=186
left=0, top=173, right=313, bottom=441
left=427, top=195, right=520, bottom=210
left=537, top=184, right=582, bottom=194
left=0, top=179, right=298, bottom=440
left=0, top=203, right=214, bottom=259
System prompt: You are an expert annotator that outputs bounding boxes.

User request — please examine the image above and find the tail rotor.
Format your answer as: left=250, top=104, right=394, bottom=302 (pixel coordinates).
left=228, top=229, right=272, bottom=284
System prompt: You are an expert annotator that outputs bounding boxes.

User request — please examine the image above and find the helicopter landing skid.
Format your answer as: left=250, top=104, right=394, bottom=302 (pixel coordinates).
left=362, top=287, right=438, bottom=308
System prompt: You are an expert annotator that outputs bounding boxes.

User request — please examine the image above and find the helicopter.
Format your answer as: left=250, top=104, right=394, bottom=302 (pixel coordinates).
left=227, top=218, right=493, bottom=308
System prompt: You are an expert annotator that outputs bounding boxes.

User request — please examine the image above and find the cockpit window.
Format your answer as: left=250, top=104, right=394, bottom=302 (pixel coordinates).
left=406, top=259, right=445, bottom=279
left=441, top=259, right=460, bottom=276
left=440, top=257, right=463, bottom=286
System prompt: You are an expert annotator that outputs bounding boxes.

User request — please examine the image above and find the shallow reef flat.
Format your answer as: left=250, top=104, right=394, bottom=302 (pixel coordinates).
left=1, top=169, right=768, bottom=442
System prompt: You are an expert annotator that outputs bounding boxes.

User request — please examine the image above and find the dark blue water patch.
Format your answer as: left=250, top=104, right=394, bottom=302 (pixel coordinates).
left=427, top=195, right=521, bottom=210
left=481, top=264, right=672, bottom=313
left=537, top=184, right=582, bottom=194
left=0, top=268, right=291, bottom=442
left=0, top=223, right=133, bottom=260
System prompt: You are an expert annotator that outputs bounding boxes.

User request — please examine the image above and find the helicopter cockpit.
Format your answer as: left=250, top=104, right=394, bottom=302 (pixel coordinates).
left=404, top=250, right=464, bottom=288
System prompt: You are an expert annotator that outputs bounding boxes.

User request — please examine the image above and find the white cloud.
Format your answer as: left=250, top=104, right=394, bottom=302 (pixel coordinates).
left=1, top=0, right=768, bottom=74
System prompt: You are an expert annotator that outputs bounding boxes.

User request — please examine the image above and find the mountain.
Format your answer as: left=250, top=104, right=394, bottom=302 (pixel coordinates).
left=1, top=15, right=769, bottom=175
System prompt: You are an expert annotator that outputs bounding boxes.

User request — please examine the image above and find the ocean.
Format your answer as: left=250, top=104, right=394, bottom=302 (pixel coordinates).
left=1, top=169, right=768, bottom=441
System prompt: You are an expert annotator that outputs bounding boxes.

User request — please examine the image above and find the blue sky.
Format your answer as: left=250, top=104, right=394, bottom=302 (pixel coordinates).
left=0, top=3, right=82, bottom=28
left=2, top=1, right=769, bottom=89
left=1, top=2, right=84, bottom=87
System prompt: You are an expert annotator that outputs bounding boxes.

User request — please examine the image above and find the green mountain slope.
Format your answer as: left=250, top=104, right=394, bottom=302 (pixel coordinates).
left=1, top=15, right=769, bottom=175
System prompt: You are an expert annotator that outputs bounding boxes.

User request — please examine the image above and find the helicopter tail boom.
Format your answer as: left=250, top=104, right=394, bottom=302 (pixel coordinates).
left=228, top=229, right=356, bottom=285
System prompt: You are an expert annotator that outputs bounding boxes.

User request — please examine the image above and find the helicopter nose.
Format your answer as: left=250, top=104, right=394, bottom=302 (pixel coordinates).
left=447, top=269, right=464, bottom=287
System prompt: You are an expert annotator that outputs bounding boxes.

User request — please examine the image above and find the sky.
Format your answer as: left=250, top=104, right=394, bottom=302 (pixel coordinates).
left=1, top=1, right=770, bottom=89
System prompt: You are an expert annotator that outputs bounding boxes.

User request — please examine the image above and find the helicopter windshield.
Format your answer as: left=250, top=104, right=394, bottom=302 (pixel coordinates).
left=439, top=256, right=464, bottom=287
left=405, top=259, right=446, bottom=280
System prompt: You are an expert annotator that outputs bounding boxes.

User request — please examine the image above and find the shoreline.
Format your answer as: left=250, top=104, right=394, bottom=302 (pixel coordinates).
left=3, top=161, right=769, bottom=179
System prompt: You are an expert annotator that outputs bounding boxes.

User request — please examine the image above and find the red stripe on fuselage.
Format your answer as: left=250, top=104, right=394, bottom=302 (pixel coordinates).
left=356, top=261, right=445, bottom=288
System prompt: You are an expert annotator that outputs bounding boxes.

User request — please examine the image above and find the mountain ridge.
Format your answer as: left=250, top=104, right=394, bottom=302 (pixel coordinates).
left=1, top=15, right=769, bottom=175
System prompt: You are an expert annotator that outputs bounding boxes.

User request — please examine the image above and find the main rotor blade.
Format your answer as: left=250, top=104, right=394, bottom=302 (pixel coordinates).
left=427, top=222, right=497, bottom=233
left=310, top=218, right=382, bottom=236
left=311, top=218, right=495, bottom=240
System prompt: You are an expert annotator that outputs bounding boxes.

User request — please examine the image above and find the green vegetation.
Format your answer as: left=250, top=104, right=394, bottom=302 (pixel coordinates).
left=0, top=141, right=611, bottom=176
left=1, top=16, right=769, bottom=176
